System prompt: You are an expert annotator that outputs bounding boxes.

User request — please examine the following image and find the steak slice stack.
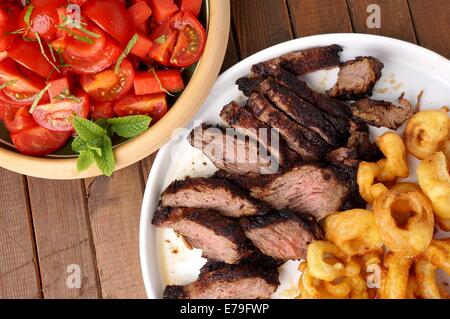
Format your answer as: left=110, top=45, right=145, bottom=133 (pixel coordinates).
left=152, top=207, right=248, bottom=264
left=240, top=211, right=323, bottom=261
left=160, top=177, right=270, bottom=217
left=329, top=56, right=384, bottom=100
left=163, top=262, right=279, bottom=299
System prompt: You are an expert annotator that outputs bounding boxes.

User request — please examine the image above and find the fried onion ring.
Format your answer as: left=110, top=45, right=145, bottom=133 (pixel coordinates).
left=379, top=252, right=413, bottom=299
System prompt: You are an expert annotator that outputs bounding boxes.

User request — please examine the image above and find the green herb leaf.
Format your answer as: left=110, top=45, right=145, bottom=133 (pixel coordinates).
left=77, top=150, right=95, bottom=172
left=115, top=33, right=138, bottom=74
left=73, top=117, right=106, bottom=141
left=24, top=5, right=34, bottom=28
left=78, top=26, right=100, bottom=39
left=7, top=28, right=26, bottom=35
left=149, top=68, right=175, bottom=97
left=72, top=137, right=88, bottom=152
left=107, top=115, right=152, bottom=138
left=53, top=89, right=81, bottom=102
left=0, top=80, right=17, bottom=90
left=155, top=34, right=167, bottom=44
left=88, top=145, right=102, bottom=157
left=29, top=83, right=51, bottom=113
left=93, top=135, right=115, bottom=177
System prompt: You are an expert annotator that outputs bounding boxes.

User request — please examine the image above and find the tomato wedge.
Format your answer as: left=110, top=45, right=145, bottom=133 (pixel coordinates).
left=170, top=12, right=206, bottom=67
left=0, top=3, right=22, bottom=51
left=0, top=58, right=46, bottom=106
left=47, top=77, right=70, bottom=101
left=90, top=101, right=113, bottom=120
left=134, top=69, right=184, bottom=95
left=150, top=0, right=179, bottom=24
left=127, top=1, right=152, bottom=28
left=113, top=93, right=168, bottom=122
left=179, top=0, right=202, bottom=17
left=0, top=102, right=5, bottom=121
left=58, top=22, right=107, bottom=59
left=32, top=91, right=90, bottom=131
left=83, top=0, right=135, bottom=44
left=7, top=40, right=54, bottom=78
left=149, top=15, right=179, bottom=66
left=11, top=126, right=71, bottom=156
left=4, top=105, right=37, bottom=133
left=80, top=59, right=134, bottom=102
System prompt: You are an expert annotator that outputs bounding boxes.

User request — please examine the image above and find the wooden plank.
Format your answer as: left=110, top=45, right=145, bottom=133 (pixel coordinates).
left=0, top=170, right=41, bottom=299
left=408, top=0, right=450, bottom=58
left=231, top=0, right=293, bottom=58
left=27, top=178, right=100, bottom=298
left=347, top=0, right=416, bottom=43
left=287, top=0, right=353, bottom=36
left=140, top=153, right=158, bottom=184
left=84, top=163, right=147, bottom=298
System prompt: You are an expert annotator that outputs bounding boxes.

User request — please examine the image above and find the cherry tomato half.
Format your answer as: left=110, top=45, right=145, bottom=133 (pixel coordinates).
left=149, top=14, right=179, bottom=66
left=113, top=93, right=168, bottom=122
left=80, top=59, right=134, bottom=102
left=4, top=105, right=37, bottom=133
left=11, top=126, right=71, bottom=156
left=32, top=91, right=90, bottom=131
left=90, top=101, right=113, bottom=120
left=58, top=22, right=107, bottom=59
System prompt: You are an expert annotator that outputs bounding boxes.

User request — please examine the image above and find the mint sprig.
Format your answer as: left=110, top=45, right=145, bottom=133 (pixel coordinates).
left=72, top=115, right=152, bottom=176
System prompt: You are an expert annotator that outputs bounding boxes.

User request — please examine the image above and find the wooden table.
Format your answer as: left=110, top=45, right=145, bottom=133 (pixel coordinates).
left=1, top=0, right=449, bottom=299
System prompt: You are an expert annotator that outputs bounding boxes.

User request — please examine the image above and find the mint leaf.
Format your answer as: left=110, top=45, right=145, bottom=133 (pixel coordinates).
left=107, top=115, right=151, bottom=138
left=73, top=117, right=106, bottom=141
left=88, top=145, right=102, bottom=157
left=93, top=135, right=115, bottom=177
left=77, top=150, right=95, bottom=172
left=115, top=33, right=138, bottom=74
left=72, top=137, right=88, bottom=152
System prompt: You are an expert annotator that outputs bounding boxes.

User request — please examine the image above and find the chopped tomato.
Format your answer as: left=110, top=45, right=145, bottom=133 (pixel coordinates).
left=90, top=101, right=114, bottom=120
left=32, top=91, right=90, bottom=131
left=113, top=93, right=167, bottom=122
left=0, top=58, right=46, bottom=106
left=7, top=40, right=54, bottom=78
left=18, top=0, right=66, bottom=42
left=127, top=1, right=152, bottom=28
left=131, top=33, right=153, bottom=59
left=134, top=69, right=184, bottom=95
left=83, top=0, right=135, bottom=44
left=4, top=105, right=37, bottom=133
left=80, top=59, right=134, bottom=102
left=11, top=126, right=71, bottom=156
left=0, top=102, right=5, bottom=121
left=62, top=38, right=121, bottom=74
left=47, top=77, right=70, bottom=102
left=0, top=3, right=22, bottom=51
left=178, top=0, right=202, bottom=17
left=150, top=0, right=178, bottom=24
left=68, top=0, right=90, bottom=6
left=170, top=12, right=206, bottom=67
left=149, top=14, right=179, bottom=66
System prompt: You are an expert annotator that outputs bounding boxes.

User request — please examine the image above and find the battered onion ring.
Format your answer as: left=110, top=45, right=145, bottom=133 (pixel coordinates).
left=297, top=263, right=334, bottom=299
left=357, top=162, right=387, bottom=203
left=423, top=238, right=450, bottom=274
left=307, top=241, right=347, bottom=281
left=415, top=258, right=442, bottom=299
left=406, top=274, right=419, bottom=299
left=373, top=189, right=434, bottom=255
left=324, top=209, right=383, bottom=256
left=379, top=252, right=413, bottom=299
left=436, top=216, right=450, bottom=232
left=376, top=132, right=409, bottom=181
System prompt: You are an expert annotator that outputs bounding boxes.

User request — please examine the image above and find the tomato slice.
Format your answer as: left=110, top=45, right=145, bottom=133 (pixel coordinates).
left=0, top=3, right=22, bottom=51
left=11, top=126, right=71, bottom=156
left=134, top=69, right=184, bottom=95
left=0, top=58, right=46, bottom=106
left=113, top=93, right=168, bottom=122
left=4, top=105, right=37, bottom=133
left=80, top=59, right=134, bottom=102
left=62, top=38, right=121, bottom=74
left=32, top=91, right=90, bottom=131
left=18, top=0, right=66, bottom=42
left=83, top=0, right=135, bottom=44
left=90, top=101, right=113, bottom=120
left=170, top=12, right=206, bottom=67
left=47, top=77, right=70, bottom=101
left=149, top=15, right=179, bottom=66
left=150, top=0, right=179, bottom=24
left=58, top=22, right=107, bottom=59
left=7, top=40, right=54, bottom=78
left=178, top=0, right=202, bottom=17
left=0, top=102, right=5, bottom=121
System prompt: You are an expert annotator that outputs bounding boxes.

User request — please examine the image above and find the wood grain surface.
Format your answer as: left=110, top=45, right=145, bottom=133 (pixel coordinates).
left=0, top=0, right=449, bottom=298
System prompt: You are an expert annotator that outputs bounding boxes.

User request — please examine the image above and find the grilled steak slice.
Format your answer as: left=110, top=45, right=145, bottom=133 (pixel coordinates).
left=188, top=124, right=275, bottom=175
left=160, top=177, right=269, bottom=217
left=244, top=164, right=351, bottom=220
left=350, top=92, right=422, bottom=129
left=329, top=56, right=384, bottom=100
left=240, top=211, right=323, bottom=261
left=152, top=207, right=248, bottom=264
left=326, top=147, right=359, bottom=167
left=247, top=93, right=333, bottom=160
left=256, top=77, right=344, bottom=147
left=271, top=44, right=343, bottom=75
left=163, top=263, right=279, bottom=299
left=346, top=131, right=383, bottom=162
left=236, top=74, right=265, bottom=97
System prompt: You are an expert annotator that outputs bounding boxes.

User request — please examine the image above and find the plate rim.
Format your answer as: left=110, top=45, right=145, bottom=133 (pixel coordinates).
left=139, top=32, right=450, bottom=299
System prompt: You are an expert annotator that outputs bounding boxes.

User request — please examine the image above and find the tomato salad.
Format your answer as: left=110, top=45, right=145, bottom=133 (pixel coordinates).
left=0, top=0, right=206, bottom=159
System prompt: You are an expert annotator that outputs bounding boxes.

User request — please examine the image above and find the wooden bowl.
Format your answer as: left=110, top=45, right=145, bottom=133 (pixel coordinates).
left=0, top=0, right=230, bottom=179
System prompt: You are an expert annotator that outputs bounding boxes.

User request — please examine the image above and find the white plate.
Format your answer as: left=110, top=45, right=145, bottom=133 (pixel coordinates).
left=139, top=33, right=450, bottom=299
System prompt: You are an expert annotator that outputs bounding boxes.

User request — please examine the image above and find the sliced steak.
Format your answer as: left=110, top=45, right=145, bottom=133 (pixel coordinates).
left=350, top=92, right=422, bottom=129
left=346, top=131, right=383, bottom=162
left=329, top=56, right=384, bottom=100
left=236, top=74, right=265, bottom=97
left=272, top=44, right=343, bottom=75
left=188, top=124, right=276, bottom=175
left=326, top=147, right=359, bottom=167
left=163, top=263, right=279, bottom=299
left=244, top=163, right=351, bottom=220
left=247, top=92, right=333, bottom=160
left=152, top=207, right=248, bottom=264
left=240, top=211, right=323, bottom=261
left=160, top=177, right=269, bottom=217
left=256, top=77, right=344, bottom=147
